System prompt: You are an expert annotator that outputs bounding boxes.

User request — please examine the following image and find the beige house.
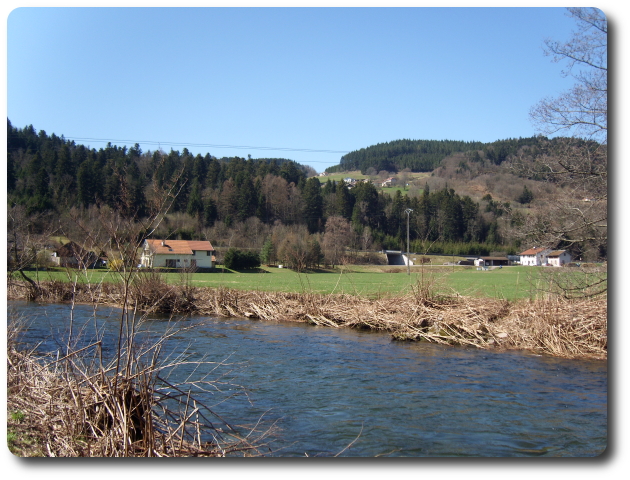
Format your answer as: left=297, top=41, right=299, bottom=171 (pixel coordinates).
left=547, top=250, right=572, bottom=267
left=140, top=239, right=215, bottom=269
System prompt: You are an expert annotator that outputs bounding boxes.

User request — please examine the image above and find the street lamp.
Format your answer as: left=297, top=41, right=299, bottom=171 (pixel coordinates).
left=405, top=208, right=413, bottom=275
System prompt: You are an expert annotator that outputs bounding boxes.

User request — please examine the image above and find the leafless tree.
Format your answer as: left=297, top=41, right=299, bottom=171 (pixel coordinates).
left=7, top=205, right=57, bottom=298
left=530, top=7, right=607, bottom=141
left=518, top=8, right=608, bottom=296
left=508, top=139, right=607, bottom=260
left=517, top=8, right=608, bottom=258
left=323, top=216, right=353, bottom=267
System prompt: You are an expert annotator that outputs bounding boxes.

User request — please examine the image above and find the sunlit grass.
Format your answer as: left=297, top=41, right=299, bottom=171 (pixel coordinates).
left=19, top=265, right=583, bottom=300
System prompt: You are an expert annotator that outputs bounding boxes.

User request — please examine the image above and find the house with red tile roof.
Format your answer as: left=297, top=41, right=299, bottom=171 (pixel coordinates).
left=518, top=247, right=552, bottom=266
left=140, top=239, right=215, bottom=269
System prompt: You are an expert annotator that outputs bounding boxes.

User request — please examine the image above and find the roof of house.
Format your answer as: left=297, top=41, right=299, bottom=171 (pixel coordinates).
left=547, top=250, right=568, bottom=257
left=145, top=239, right=214, bottom=255
left=55, top=241, right=93, bottom=258
left=519, top=247, right=550, bottom=256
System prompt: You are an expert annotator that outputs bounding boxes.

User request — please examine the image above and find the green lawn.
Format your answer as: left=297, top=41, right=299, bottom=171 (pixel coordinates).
left=19, top=265, right=580, bottom=301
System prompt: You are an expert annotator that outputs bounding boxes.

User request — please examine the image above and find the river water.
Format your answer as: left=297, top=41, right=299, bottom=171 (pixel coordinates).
left=8, top=301, right=607, bottom=457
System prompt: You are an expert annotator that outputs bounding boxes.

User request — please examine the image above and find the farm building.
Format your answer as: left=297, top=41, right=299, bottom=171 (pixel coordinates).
left=519, top=247, right=552, bottom=266
left=140, top=239, right=215, bottom=270
left=547, top=250, right=572, bottom=267
left=474, top=256, right=509, bottom=267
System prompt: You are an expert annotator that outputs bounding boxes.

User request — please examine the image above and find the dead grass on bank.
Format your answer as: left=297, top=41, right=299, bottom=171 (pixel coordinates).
left=6, top=312, right=276, bottom=457
left=7, top=278, right=607, bottom=360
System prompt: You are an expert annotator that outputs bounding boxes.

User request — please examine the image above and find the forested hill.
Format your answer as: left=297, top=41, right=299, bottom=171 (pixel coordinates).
left=6, top=120, right=312, bottom=218
left=326, top=137, right=548, bottom=174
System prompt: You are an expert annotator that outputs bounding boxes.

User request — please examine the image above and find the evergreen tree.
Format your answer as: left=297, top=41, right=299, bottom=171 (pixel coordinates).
left=187, top=180, right=204, bottom=217
left=335, top=180, right=353, bottom=220
left=77, top=159, right=97, bottom=207
left=302, top=177, right=324, bottom=233
left=260, top=238, right=275, bottom=265
left=306, top=238, right=324, bottom=268
left=517, top=185, right=534, bottom=204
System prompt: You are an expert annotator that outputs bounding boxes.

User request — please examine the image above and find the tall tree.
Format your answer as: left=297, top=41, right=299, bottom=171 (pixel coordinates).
left=302, top=177, right=323, bottom=233
left=521, top=8, right=607, bottom=263
left=335, top=180, right=353, bottom=220
left=323, top=216, right=353, bottom=267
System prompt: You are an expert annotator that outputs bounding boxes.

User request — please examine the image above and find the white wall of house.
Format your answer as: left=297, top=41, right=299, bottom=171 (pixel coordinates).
left=521, top=249, right=552, bottom=266
left=141, top=251, right=214, bottom=269
left=548, top=252, right=572, bottom=267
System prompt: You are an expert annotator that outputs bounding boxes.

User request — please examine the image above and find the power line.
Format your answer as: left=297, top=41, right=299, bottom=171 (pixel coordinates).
left=60, top=136, right=351, bottom=157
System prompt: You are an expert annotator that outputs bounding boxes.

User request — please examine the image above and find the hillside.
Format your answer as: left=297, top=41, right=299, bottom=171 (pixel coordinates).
left=7, top=120, right=606, bottom=263
left=324, top=136, right=565, bottom=176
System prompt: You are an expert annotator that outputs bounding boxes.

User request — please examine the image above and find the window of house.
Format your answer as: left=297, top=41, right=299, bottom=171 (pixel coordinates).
left=166, top=259, right=176, bottom=268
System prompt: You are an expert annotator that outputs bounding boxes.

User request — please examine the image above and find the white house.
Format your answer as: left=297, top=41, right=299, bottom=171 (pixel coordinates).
left=140, top=239, right=215, bottom=269
left=381, top=177, right=397, bottom=187
left=547, top=250, right=572, bottom=267
left=519, top=247, right=552, bottom=266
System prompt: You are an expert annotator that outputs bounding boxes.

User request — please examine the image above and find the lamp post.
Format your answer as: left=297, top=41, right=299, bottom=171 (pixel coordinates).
left=405, top=208, right=413, bottom=275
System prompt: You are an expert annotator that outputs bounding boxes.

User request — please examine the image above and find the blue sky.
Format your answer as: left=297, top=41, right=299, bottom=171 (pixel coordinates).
left=3, top=5, right=617, bottom=172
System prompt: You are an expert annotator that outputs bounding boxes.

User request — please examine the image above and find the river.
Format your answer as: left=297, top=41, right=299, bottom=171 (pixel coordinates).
left=8, top=300, right=607, bottom=457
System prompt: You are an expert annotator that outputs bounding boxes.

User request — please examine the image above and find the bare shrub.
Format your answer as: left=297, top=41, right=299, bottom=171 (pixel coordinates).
left=7, top=309, right=275, bottom=457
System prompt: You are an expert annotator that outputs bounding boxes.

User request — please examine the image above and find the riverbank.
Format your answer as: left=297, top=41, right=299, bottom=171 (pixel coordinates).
left=7, top=278, right=607, bottom=360
left=7, top=302, right=274, bottom=457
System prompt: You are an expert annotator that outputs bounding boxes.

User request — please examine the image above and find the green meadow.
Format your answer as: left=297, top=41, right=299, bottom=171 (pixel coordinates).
left=21, top=265, right=567, bottom=301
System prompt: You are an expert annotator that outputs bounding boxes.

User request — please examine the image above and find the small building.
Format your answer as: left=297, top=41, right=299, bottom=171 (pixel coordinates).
left=547, top=250, right=572, bottom=267
left=385, top=250, right=414, bottom=266
left=140, top=239, right=215, bottom=270
left=474, top=256, right=509, bottom=267
left=51, top=241, right=99, bottom=268
left=457, top=260, right=475, bottom=266
left=519, top=247, right=552, bottom=266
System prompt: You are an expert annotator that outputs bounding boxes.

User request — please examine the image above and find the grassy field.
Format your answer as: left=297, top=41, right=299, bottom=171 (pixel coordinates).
left=20, top=264, right=574, bottom=301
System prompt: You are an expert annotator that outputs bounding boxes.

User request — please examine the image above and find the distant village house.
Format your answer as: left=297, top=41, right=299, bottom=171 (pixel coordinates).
left=546, top=250, right=572, bottom=267
left=51, top=241, right=99, bottom=268
left=140, top=239, right=215, bottom=270
left=381, top=177, right=397, bottom=188
left=519, top=247, right=552, bottom=266
left=518, top=247, right=571, bottom=266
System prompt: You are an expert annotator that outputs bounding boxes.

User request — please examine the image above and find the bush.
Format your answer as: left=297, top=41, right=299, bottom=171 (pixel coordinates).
left=223, top=248, right=261, bottom=270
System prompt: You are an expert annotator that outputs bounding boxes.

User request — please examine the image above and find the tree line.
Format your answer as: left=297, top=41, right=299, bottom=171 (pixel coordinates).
left=326, top=135, right=591, bottom=175
left=7, top=119, right=515, bottom=257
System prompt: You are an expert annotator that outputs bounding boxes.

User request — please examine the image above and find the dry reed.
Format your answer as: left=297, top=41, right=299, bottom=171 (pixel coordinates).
left=7, top=311, right=277, bottom=457
left=7, top=277, right=607, bottom=360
